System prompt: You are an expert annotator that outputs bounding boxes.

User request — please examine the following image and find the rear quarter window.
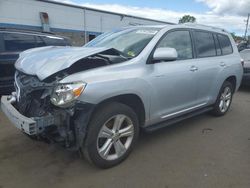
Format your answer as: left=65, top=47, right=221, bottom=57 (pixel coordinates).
left=194, top=31, right=216, bottom=58
left=217, top=34, right=233, bottom=55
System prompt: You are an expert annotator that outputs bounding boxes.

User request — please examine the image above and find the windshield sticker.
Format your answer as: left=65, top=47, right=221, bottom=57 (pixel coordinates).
left=127, top=51, right=135, bottom=57
left=136, top=30, right=158, bottom=35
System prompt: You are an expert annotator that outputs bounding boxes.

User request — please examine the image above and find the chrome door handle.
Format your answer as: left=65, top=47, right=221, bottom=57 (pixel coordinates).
left=220, top=62, right=226, bottom=67
left=190, top=66, right=198, bottom=72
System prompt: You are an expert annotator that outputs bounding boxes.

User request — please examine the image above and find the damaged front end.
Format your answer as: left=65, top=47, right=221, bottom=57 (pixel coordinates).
left=1, top=46, right=130, bottom=149
left=1, top=70, right=94, bottom=150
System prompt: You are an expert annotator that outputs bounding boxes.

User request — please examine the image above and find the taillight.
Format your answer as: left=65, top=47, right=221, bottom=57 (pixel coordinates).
left=241, top=59, right=244, bottom=67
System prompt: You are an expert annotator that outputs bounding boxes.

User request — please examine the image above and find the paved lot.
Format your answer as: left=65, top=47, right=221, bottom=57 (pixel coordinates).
left=0, top=88, right=250, bottom=188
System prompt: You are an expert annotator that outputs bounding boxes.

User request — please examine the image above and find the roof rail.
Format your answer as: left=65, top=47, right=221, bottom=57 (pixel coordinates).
left=181, top=23, right=227, bottom=32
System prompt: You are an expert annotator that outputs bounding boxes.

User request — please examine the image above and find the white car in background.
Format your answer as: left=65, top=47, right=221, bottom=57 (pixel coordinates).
left=240, top=49, right=250, bottom=86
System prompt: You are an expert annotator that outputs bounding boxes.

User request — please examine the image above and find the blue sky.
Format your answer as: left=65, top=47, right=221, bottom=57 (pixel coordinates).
left=60, top=0, right=249, bottom=35
left=71, top=0, right=209, bottom=13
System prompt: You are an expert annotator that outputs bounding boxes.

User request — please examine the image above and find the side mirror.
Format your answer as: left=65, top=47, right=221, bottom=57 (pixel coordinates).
left=153, top=47, right=178, bottom=61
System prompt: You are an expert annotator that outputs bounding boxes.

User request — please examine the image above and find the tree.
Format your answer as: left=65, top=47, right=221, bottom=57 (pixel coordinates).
left=179, top=15, right=196, bottom=24
left=231, top=32, right=244, bottom=42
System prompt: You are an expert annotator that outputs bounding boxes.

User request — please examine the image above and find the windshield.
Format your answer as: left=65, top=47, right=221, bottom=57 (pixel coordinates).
left=85, top=27, right=160, bottom=58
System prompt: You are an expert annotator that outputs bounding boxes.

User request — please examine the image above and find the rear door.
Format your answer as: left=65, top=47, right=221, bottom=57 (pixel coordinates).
left=192, top=30, right=233, bottom=104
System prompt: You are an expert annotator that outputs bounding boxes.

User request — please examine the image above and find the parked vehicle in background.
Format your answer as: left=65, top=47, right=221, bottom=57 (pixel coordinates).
left=1, top=24, right=243, bottom=168
left=237, top=41, right=250, bottom=52
left=240, top=49, right=250, bottom=86
left=0, top=28, right=71, bottom=94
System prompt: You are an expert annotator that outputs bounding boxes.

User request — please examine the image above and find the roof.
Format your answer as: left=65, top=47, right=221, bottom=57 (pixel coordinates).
left=37, top=0, right=174, bottom=25
left=130, top=24, right=228, bottom=34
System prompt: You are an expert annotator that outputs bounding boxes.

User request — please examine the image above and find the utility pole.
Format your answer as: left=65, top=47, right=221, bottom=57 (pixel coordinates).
left=244, top=13, right=250, bottom=41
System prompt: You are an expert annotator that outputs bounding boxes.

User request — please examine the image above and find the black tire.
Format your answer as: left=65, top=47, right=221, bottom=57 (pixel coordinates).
left=211, top=81, right=234, bottom=116
left=82, top=102, right=139, bottom=168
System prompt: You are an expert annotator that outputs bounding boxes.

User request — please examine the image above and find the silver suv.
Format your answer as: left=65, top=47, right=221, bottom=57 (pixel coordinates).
left=1, top=24, right=243, bottom=168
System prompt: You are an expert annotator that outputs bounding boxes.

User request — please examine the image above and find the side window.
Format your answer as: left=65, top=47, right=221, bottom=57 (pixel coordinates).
left=36, top=36, right=46, bottom=47
left=3, top=33, right=36, bottom=52
left=0, top=33, right=4, bottom=52
left=157, top=30, right=193, bottom=60
left=194, top=31, right=216, bottom=58
left=89, top=34, right=96, bottom=42
left=41, top=36, right=67, bottom=46
left=217, top=34, right=233, bottom=55
left=213, top=34, right=222, bottom=56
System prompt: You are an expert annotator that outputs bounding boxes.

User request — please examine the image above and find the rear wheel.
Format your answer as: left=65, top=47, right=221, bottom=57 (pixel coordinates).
left=82, top=102, right=139, bottom=168
left=211, top=81, right=233, bottom=116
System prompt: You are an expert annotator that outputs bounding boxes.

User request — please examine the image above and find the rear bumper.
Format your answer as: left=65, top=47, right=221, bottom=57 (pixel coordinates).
left=1, top=95, right=56, bottom=135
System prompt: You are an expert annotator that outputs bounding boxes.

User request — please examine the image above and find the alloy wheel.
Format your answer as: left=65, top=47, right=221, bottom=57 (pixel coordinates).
left=219, top=86, right=232, bottom=113
left=97, top=114, right=134, bottom=161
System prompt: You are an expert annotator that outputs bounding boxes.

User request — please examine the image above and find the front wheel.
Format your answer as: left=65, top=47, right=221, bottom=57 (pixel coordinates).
left=211, top=81, right=233, bottom=116
left=82, top=102, right=139, bottom=168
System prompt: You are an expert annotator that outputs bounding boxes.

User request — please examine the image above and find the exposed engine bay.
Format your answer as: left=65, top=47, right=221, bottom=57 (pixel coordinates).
left=12, top=48, right=129, bottom=148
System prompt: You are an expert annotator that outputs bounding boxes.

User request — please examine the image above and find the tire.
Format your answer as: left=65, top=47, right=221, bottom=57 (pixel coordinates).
left=82, top=102, right=139, bottom=168
left=211, top=81, right=234, bottom=116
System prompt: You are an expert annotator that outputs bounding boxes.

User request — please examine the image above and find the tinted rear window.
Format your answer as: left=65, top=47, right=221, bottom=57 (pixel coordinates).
left=3, top=33, right=36, bottom=52
left=41, top=36, right=67, bottom=46
left=194, top=31, right=216, bottom=58
left=217, top=34, right=233, bottom=55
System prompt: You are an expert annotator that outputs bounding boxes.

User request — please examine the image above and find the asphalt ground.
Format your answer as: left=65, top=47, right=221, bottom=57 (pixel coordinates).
left=0, top=87, right=250, bottom=188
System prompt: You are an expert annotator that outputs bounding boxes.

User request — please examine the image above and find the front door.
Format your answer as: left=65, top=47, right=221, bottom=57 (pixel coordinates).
left=146, top=30, right=199, bottom=124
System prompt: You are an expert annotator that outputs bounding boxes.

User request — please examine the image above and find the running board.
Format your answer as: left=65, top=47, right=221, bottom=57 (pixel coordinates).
left=144, top=106, right=213, bottom=132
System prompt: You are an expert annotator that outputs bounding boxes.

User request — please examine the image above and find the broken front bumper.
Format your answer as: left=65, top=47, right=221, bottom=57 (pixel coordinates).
left=1, top=95, right=55, bottom=135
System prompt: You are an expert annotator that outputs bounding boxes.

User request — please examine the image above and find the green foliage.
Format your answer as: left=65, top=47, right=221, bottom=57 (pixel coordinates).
left=179, top=15, right=196, bottom=24
left=230, top=32, right=244, bottom=42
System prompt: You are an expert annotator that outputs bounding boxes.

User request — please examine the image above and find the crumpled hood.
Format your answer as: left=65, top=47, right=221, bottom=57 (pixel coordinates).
left=15, top=46, right=110, bottom=80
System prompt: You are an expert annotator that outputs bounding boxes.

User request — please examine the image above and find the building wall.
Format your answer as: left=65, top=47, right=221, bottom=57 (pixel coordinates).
left=0, top=0, right=170, bottom=46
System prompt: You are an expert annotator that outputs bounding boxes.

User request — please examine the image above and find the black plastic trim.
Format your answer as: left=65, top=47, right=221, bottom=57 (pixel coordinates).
left=73, top=102, right=96, bottom=150
left=144, top=106, right=213, bottom=132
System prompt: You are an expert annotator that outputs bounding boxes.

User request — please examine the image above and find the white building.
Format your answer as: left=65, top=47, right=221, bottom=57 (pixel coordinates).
left=0, top=0, right=173, bottom=45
